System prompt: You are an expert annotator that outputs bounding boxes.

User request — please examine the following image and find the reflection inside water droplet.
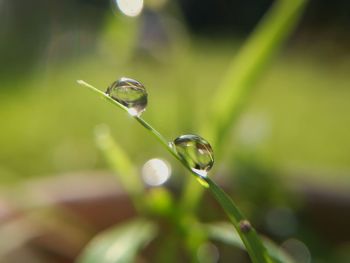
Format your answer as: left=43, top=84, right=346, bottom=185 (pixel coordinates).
left=106, top=77, right=148, bottom=117
left=172, top=134, right=214, bottom=177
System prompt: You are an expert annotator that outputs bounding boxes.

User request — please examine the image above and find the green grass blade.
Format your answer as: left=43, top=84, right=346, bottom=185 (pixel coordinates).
left=206, top=222, right=295, bottom=263
left=77, top=80, right=273, bottom=263
left=208, top=0, right=307, bottom=150
left=77, top=219, right=157, bottom=263
left=204, top=177, right=273, bottom=263
left=77, top=80, right=181, bottom=164
left=95, top=125, right=143, bottom=199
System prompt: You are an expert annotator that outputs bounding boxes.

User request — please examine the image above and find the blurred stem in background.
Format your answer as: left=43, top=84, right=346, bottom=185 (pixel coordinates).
left=95, top=125, right=144, bottom=211
left=181, top=0, right=308, bottom=212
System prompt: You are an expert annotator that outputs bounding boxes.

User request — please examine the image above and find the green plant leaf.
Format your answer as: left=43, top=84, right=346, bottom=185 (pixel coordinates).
left=208, top=0, right=307, bottom=150
left=95, top=125, right=143, bottom=199
left=77, top=219, right=157, bottom=263
left=205, top=222, right=295, bottom=263
left=204, top=177, right=273, bottom=263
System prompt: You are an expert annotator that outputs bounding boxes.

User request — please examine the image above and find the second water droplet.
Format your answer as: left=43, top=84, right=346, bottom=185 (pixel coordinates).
left=172, top=134, right=214, bottom=177
left=106, top=77, right=148, bottom=116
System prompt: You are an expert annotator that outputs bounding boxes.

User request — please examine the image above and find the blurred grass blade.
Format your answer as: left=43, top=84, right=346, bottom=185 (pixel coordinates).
left=0, top=218, right=41, bottom=258
left=208, top=0, right=307, bottom=150
left=206, top=222, right=295, bottom=263
left=205, top=222, right=244, bottom=249
left=77, top=219, right=157, bottom=263
left=95, top=124, right=143, bottom=199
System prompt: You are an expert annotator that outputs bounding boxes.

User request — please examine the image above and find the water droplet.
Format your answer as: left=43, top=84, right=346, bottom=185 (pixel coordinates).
left=106, top=77, right=147, bottom=116
left=173, top=134, right=214, bottom=177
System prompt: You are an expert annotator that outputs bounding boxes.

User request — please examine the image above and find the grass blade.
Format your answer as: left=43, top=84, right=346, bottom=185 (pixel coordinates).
left=95, top=125, right=143, bottom=199
left=77, top=219, right=157, bottom=263
left=209, top=0, right=308, bottom=150
left=204, top=177, right=273, bottom=263
left=206, top=222, right=295, bottom=263
left=77, top=80, right=273, bottom=263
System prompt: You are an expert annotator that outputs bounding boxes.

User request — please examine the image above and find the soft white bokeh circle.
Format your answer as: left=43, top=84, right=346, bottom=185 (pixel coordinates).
left=142, top=158, right=171, bottom=186
left=116, top=0, right=143, bottom=17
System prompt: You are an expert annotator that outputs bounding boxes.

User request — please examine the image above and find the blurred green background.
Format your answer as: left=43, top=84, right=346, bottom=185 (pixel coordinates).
left=0, top=0, right=349, bottom=262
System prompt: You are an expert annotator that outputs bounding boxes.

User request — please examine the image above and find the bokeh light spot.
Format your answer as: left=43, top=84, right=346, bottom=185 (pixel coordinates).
left=116, top=0, right=143, bottom=17
left=142, top=158, right=171, bottom=186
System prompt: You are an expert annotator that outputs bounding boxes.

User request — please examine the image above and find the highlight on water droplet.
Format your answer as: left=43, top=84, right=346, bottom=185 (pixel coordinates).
left=172, top=134, right=214, bottom=177
left=106, top=77, right=148, bottom=117
left=115, top=0, right=144, bottom=17
left=196, top=176, right=209, bottom=188
left=142, top=158, right=171, bottom=186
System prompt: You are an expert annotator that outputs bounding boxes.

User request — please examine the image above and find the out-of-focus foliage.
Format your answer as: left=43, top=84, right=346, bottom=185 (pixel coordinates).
left=77, top=219, right=157, bottom=263
left=1, top=35, right=349, bottom=182
left=0, top=0, right=350, bottom=262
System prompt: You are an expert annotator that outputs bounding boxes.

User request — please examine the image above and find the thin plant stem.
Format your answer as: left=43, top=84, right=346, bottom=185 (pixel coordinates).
left=77, top=80, right=273, bottom=263
left=77, top=80, right=193, bottom=173
left=205, top=177, right=273, bottom=263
